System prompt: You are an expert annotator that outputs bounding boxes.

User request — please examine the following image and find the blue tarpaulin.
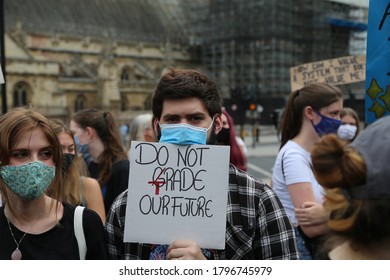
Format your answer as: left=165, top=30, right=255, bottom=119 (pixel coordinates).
left=328, top=17, right=368, bottom=31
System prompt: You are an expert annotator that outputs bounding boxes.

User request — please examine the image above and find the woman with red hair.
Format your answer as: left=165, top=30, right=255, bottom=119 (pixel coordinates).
left=216, top=110, right=248, bottom=171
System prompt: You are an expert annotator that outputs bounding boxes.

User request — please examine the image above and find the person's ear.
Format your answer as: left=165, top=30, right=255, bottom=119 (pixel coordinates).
left=303, top=106, right=316, bottom=122
left=213, top=114, right=223, bottom=134
left=85, top=127, right=95, bottom=139
left=153, top=118, right=161, bottom=140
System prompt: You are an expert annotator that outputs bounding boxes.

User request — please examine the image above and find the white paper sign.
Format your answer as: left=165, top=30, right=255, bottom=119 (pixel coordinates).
left=124, top=141, right=230, bottom=249
left=0, top=66, right=4, bottom=84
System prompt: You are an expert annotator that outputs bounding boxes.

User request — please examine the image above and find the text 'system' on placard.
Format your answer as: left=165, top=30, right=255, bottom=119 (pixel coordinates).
left=290, top=55, right=366, bottom=92
left=124, top=141, right=230, bottom=249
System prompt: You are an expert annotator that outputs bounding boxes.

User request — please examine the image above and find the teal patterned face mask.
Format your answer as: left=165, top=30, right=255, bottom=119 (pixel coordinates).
left=0, top=161, right=56, bottom=201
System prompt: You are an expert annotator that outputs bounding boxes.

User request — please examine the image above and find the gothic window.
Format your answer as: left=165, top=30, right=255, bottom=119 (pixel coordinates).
left=121, top=67, right=131, bottom=82
left=121, top=95, right=128, bottom=111
left=74, top=94, right=87, bottom=112
left=13, top=82, right=30, bottom=107
left=144, top=94, right=152, bottom=110
left=135, top=73, right=143, bottom=81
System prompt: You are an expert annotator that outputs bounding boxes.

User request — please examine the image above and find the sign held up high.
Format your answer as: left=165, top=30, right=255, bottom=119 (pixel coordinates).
left=290, top=55, right=366, bottom=92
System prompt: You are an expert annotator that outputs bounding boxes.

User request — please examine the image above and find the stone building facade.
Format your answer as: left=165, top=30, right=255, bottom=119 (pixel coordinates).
left=1, top=0, right=368, bottom=124
left=2, top=0, right=200, bottom=122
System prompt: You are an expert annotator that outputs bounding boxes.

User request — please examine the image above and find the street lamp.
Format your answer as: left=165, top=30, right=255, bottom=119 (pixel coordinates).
left=0, top=0, right=7, bottom=114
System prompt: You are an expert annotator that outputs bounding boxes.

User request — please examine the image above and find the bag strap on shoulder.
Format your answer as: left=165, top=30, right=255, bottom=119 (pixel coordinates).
left=74, top=205, right=87, bottom=260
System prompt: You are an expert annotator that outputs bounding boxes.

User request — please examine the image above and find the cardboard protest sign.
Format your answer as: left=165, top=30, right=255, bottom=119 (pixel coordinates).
left=0, top=66, right=4, bottom=84
left=290, top=55, right=365, bottom=92
left=124, top=141, right=230, bottom=249
left=364, top=1, right=390, bottom=123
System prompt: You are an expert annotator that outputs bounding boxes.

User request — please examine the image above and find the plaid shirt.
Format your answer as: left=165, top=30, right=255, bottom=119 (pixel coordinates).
left=105, top=164, right=298, bottom=260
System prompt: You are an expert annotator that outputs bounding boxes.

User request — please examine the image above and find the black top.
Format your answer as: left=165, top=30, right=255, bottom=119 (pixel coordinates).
left=88, top=159, right=130, bottom=213
left=0, top=203, right=107, bottom=260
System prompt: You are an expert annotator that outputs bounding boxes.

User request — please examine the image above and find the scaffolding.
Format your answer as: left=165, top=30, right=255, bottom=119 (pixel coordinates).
left=184, top=0, right=368, bottom=123
left=3, top=0, right=368, bottom=122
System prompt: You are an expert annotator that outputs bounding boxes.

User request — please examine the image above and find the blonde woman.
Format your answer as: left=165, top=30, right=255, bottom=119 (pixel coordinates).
left=51, top=119, right=106, bottom=223
left=337, top=107, right=360, bottom=142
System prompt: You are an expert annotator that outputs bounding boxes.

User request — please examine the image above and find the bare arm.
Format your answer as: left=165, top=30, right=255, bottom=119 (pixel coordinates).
left=288, top=182, right=328, bottom=238
left=295, top=201, right=328, bottom=226
left=82, top=177, right=106, bottom=223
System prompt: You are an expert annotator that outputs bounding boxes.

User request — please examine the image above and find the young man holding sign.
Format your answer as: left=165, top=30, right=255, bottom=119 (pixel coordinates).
left=105, top=68, right=298, bottom=260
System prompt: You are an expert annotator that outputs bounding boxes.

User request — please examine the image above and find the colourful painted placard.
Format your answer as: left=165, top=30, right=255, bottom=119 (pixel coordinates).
left=365, top=1, right=390, bottom=123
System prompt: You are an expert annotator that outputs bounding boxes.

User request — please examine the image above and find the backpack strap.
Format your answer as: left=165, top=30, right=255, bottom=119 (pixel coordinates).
left=74, top=206, right=87, bottom=260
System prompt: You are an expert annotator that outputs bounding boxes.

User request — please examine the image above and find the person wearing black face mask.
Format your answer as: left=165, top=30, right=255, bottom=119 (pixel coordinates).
left=51, top=119, right=106, bottom=223
left=62, top=153, right=75, bottom=173
left=216, top=110, right=247, bottom=171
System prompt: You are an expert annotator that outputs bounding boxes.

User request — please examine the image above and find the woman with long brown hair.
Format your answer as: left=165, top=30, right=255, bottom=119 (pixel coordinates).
left=70, top=108, right=129, bottom=213
left=272, top=82, right=343, bottom=259
left=0, top=107, right=106, bottom=259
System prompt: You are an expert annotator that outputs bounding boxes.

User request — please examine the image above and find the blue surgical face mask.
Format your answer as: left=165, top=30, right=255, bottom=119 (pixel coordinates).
left=74, top=135, right=89, bottom=153
left=159, top=118, right=214, bottom=145
left=312, top=110, right=342, bottom=137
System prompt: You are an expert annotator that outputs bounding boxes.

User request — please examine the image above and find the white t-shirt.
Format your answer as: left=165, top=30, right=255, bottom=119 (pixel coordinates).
left=272, top=140, right=324, bottom=225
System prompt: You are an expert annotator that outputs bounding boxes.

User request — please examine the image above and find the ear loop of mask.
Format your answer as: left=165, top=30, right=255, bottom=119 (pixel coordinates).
left=206, top=116, right=215, bottom=132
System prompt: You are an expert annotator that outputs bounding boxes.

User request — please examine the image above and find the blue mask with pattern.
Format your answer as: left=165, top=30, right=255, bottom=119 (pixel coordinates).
left=312, top=110, right=342, bottom=137
left=0, top=161, right=56, bottom=201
